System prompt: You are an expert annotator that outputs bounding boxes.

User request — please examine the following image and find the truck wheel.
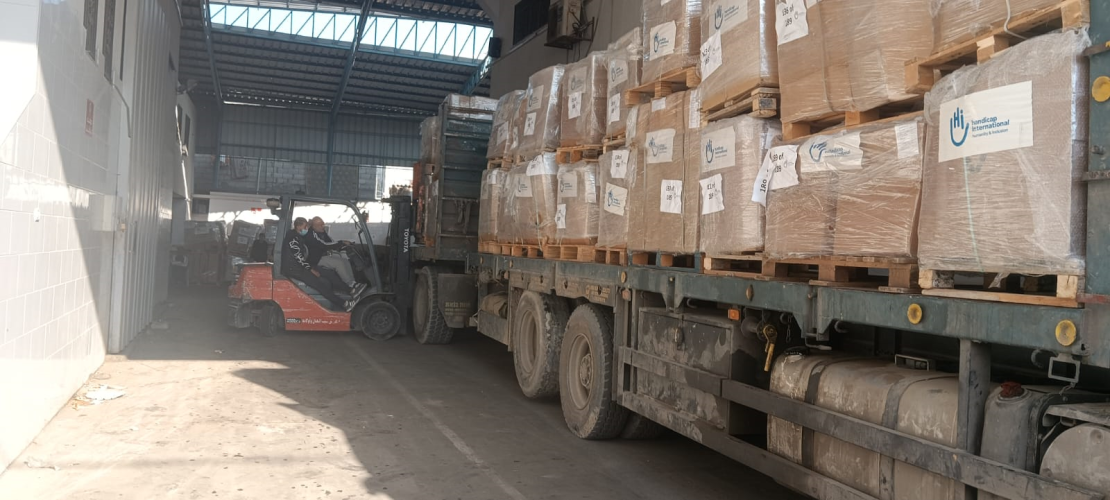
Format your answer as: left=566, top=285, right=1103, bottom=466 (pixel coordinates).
left=512, top=291, right=569, bottom=398
left=413, top=267, right=453, bottom=344
left=259, top=303, right=284, bottom=338
left=358, top=301, right=402, bottom=341
left=559, top=304, right=628, bottom=439
left=621, top=413, right=665, bottom=440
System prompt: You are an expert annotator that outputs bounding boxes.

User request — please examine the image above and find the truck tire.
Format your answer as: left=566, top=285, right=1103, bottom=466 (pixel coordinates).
left=512, top=291, right=569, bottom=398
left=413, top=267, right=453, bottom=344
left=559, top=304, right=628, bottom=439
left=258, top=303, right=284, bottom=338
left=621, top=413, right=665, bottom=440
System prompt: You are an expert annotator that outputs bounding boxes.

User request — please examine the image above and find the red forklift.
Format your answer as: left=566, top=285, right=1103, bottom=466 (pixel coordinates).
left=227, top=195, right=402, bottom=340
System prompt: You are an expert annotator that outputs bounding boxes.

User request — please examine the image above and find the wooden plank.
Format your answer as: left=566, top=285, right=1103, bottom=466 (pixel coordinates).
left=921, top=288, right=1080, bottom=308
left=703, top=87, right=781, bottom=124
left=623, top=66, right=700, bottom=104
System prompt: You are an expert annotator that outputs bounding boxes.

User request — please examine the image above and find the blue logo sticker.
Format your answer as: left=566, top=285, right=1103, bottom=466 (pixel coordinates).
left=705, top=140, right=715, bottom=164
left=714, top=6, right=724, bottom=29
left=809, top=141, right=826, bottom=162
left=950, top=107, right=969, bottom=147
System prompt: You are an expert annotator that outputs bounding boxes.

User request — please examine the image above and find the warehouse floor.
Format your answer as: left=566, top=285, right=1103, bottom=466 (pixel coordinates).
left=0, top=288, right=803, bottom=500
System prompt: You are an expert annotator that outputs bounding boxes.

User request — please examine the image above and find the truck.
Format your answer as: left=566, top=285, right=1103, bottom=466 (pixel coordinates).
left=397, top=13, right=1110, bottom=500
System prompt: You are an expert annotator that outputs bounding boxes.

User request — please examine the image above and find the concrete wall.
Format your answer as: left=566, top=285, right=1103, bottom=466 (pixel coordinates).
left=0, top=0, right=180, bottom=471
left=488, top=0, right=643, bottom=97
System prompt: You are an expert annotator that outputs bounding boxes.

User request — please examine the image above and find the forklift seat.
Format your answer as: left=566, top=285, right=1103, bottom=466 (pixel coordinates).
left=288, top=278, right=350, bottom=309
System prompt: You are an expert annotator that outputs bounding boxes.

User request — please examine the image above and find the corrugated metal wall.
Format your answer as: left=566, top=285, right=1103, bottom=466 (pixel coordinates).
left=109, top=0, right=179, bottom=352
left=219, top=105, right=422, bottom=167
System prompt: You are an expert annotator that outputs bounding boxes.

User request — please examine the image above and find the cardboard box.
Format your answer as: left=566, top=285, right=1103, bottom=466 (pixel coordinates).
left=183, top=221, right=226, bottom=249
left=597, top=148, right=636, bottom=249
left=917, top=30, right=1088, bottom=274
left=228, top=220, right=262, bottom=257
left=488, top=91, right=525, bottom=160
left=605, top=28, right=644, bottom=139
left=930, top=0, right=1063, bottom=50
left=517, top=66, right=566, bottom=158
left=507, top=153, right=560, bottom=244
left=697, top=0, right=778, bottom=111
left=555, top=161, right=600, bottom=244
left=560, top=53, right=609, bottom=147
left=479, top=169, right=507, bottom=242
left=642, top=0, right=702, bottom=83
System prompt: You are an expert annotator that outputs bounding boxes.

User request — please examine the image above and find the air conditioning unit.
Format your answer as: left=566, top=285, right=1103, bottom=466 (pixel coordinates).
left=545, top=0, right=589, bottom=49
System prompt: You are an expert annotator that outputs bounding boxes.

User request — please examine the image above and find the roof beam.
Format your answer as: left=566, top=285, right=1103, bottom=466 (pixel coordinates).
left=181, top=57, right=460, bottom=95
left=327, top=0, right=373, bottom=195
left=203, top=88, right=434, bottom=116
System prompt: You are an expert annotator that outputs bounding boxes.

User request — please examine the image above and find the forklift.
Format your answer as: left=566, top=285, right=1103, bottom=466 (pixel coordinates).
left=227, top=195, right=403, bottom=340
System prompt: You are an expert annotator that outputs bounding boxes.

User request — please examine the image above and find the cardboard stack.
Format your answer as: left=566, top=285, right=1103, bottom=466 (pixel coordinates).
left=560, top=53, right=609, bottom=147
left=917, top=29, right=1088, bottom=275
left=642, top=0, right=702, bottom=83
left=479, top=168, right=507, bottom=243
left=182, top=221, right=227, bottom=285
left=597, top=148, right=635, bottom=249
left=929, top=0, right=1065, bottom=50
left=227, top=220, right=262, bottom=257
left=697, top=0, right=778, bottom=111
left=605, top=29, right=644, bottom=141
left=517, top=66, right=566, bottom=159
left=506, top=153, right=560, bottom=244
left=488, top=91, right=525, bottom=160
left=555, top=161, right=600, bottom=244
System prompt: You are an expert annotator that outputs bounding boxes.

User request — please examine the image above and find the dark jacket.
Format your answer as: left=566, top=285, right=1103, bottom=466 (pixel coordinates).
left=281, top=230, right=313, bottom=275
left=306, top=229, right=342, bottom=266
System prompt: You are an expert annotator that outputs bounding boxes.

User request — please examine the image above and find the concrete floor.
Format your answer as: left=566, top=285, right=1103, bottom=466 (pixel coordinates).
left=0, top=288, right=805, bottom=500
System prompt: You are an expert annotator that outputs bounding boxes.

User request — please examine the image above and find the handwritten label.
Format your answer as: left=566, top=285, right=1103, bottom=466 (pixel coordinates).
left=660, top=179, right=683, bottom=214
left=556, top=204, right=567, bottom=229
left=700, top=174, right=725, bottom=215
left=752, top=145, right=799, bottom=206
left=610, top=149, right=629, bottom=178
left=568, top=92, right=583, bottom=119
left=524, top=112, right=537, bottom=136
left=608, top=93, right=622, bottom=124
left=776, top=0, right=809, bottom=45
left=700, top=32, right=724, bottom=79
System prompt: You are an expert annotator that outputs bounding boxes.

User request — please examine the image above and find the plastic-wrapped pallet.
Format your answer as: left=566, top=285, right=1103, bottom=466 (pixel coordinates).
left=419, top=116, right=441, bottom=164
left=605, top=28, right=644, bottom=140
left=698, top=116, right=780, bottom=255
left=561, top=53, right=608, bottom=147
left=555, top=161, right=600, bottom=244
left=628, top=91, right=702, bottom=254
left=763, top=114, right=927, bottom=259
left=697, top=0, right=777, bottom=112
left=917, top=29, right=1089, bottom=275
left=498, top=166, right=524, bottom=244
left=642, top=0, right=702, bottom=84
left=517, top=66, right=566, bottom=158
left=762, top=149, right=836, bottom=259
left=443, top=93, right=498, bottom=115
left=929, top=0, right=1065, bottom=51
left=479, top=169, right=507, bottom=242
left=508, top=153, right=560, bottom=244
left=488, top=91, right=525, bottom=160
left=776, top=0, right=933, bottom=124
left=597, top=148, right=637, bottom=248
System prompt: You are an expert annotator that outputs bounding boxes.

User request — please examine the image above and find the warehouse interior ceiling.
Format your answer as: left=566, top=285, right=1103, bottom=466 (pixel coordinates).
left=180, top=0, right=493, bottom=117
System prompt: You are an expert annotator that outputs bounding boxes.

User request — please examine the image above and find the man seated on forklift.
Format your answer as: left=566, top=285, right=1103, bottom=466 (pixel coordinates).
left=282, top=217, right=364, bottom=312
left=307, top=216, right=361, bottom=291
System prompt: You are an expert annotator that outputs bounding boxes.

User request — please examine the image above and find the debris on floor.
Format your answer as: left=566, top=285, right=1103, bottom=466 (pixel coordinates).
left=23, top=457, right=59, bottom=471
left=77, top=385, right=127, bottom=406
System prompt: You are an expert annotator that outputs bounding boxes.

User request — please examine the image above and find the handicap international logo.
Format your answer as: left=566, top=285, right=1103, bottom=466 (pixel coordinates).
left=705, top=139, right=716, bottom=164
left=653, top=32, right=670, bottom=54
left=714, top=5, right=724, bottom=29
left=648, top=137, right=666, bottom=157
left=808, top=139, right=852, bottom=163
left=808, top=141, right=826, bottom=162
left=606, top=188, right=622, bottom=208
left=949, top=107, right=969, bottom=147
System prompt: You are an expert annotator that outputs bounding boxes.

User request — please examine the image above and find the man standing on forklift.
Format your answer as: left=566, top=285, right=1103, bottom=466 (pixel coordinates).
left=282, top=217, right=363, bottom=312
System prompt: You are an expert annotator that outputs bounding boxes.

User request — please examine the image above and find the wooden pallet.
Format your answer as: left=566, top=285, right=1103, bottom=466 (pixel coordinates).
left=702, top=253, right=765, bottom=279
left=478, top=241, right=501, bottom=254
left=629, top=251, right=699, bottom=270
left=555, top=146, right=602, bottom=164
left=623, top=66, right=701, bottom=106
left=490, top=243, right=544, bottom=258
left=542, top=244, right=611, bottom=263
left=597, top=247, right=628, bottom=266
left=906, top=0, right=1089, bottom=94
left=701, top=86, right=780, bottom=125
left=919, top=269, right=1082, bottom=308
left=603, top=134, right=626, bottom=152
left=760, top=255, right=919, bottom=293
left=513, top=150, right=555, bottom=164
left=781, top=102, right=924, bottom=141
left=486, top=158, right=511, bottom=170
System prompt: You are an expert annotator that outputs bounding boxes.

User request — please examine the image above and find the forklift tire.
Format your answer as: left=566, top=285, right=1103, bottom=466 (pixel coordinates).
left=358, top=301, right=402, bottom=341
left=559, top=304, right=628, bottom=439
left=512, top=291, right=569, bottom=399
left=413, top=267, right=453, bottom=345
left=620, top=413, right=665, bottom=440
left=259, top=303, right=284, bottom=338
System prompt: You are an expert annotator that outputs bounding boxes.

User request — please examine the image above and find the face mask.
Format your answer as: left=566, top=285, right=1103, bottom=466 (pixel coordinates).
left=297, top=229, right=308, bottom=236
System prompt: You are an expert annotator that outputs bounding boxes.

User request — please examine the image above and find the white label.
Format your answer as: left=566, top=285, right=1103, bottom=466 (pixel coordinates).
left=487, top=171, right=500, bottom=184
left=527, top=155, right=556, bottom=176
left=652, top=98, right=667, bottom=112
left=568, top=67, right=588, bottom=93
left=709, top=0, right=749, bottom=33
left=568, top=92, right=583, bottom=119
left=558, top=171, right=578, bottom=198
left=524, top=112, right=537, bottom=136
left=700, top=32, right=724, bottom=79
left=610, top=150, right=629, bottom=179
left=700, top=174, right=725, bottom=215
left=516, top=176, right=533, bottom=198
left=689, top=89, right=702, bottom=129
left=701, top=126, right=737, bottom=171
left=585, top=173, right=597, bottom=203
left=556, top=204, right=567, bottom=229
left=799, top=132, right=863, bottom=172
left=662, top=0, right=671, bottom=5
left=660, top=180, right=683, bottom=214
left=496, top=123, right=508, bottom=145
left=938, top=81, right=1034, bottom=162
left=237, top=236, right=249, bottom=245
left=752, top=145, right=799, bottom=206
left=895, top=122, right=920, bottom=160
left=609, top=59, right=629, bottom=88
left=608, top=93, right=622, bottom=124
left=646, top=128, right=677, bottom=164
left=604, top=183, right=628, bottom=215
left=776, top=0, right=809, bottom=45
left=527, top=85, right=545, bottom=111
left=649, top=22, right=677, bottom=60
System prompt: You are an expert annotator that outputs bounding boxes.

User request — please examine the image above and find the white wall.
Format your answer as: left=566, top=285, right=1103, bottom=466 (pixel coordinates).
left=488, top=0, right=643, bottom=97
left=0, top=0, right=180, bottom=472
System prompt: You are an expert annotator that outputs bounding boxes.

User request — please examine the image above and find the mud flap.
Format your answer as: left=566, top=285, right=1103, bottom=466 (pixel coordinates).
left=436, top=273, right=477, bottom=329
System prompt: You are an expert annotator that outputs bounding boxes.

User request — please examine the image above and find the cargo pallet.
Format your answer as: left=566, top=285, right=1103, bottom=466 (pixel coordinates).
left=514, top=149, right=555, bottom=164
left=919, top=269, right=1083, bottom=308
left=602, top=134, right=626, bottom=152
left=486, top=157, right=511, bottom=170
left=623, top=66, right=701, bottom=105
left=478, top=241, right=501, bottom=254
left=542, top=244, right=626, bottom=265
left=629, top=251, right=699, bottom=271
left=761, top=255, right=919, bottom=293
left=702, top=252, right=765, bottom=279
left=905, top=0, right=1090, bottom=93
left=781, top=102, right=924, bottom=141
left=701, top=86, right=780, bottom=125
left=555, top=145, right=602, bottom=164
